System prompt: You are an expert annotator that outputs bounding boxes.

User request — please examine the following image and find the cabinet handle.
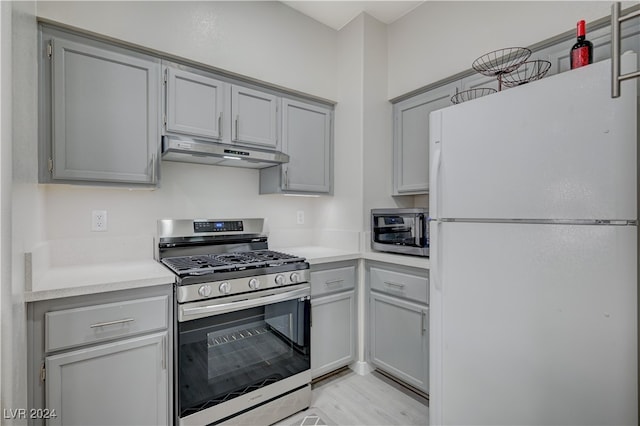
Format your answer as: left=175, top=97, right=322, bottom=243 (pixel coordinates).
left=151, top=153, right=157, bottom=183
left=218, top=112, right=222, bottom=138
left=325, top=279, right=344, bottom=286
left=421, top=311, right=427, bottom=335
left=384, top=281, right=405, bottom=290
left=234, top=115, right=239, bottom=141
left=89, top=318, right=135, bottom=329
left=284, top=168, right=289, bottom=189
left=161, top=335, right=167, bottom=370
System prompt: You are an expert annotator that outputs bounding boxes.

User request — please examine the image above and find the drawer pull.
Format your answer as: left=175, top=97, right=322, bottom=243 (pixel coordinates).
left=325, top=279, right=344, bottom=286
left=384, top=281, right=406, bottom=290
left=89, top=318, right=135, bottom=329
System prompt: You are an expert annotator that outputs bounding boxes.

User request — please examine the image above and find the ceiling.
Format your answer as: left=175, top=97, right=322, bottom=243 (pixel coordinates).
left=281, top=1, right=424, bottom=31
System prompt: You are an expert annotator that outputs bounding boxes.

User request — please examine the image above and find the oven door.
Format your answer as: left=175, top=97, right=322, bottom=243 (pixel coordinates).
left=177, top=284, right=311, bottom=425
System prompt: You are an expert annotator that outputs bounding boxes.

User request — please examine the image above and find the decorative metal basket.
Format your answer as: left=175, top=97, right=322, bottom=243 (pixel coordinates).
left=472, top=47, right=532, bottom=90
left=501, top=60, right=552, bottom=87
left=451, top=88, right=497, bottom=105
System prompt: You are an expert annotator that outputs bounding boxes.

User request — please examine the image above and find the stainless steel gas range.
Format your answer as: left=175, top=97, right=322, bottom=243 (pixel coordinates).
left=156, top=219, right=311, bottom=426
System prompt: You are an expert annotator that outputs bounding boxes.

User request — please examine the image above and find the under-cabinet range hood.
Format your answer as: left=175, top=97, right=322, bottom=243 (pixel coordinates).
left=161, top=136, right=289, bottom=169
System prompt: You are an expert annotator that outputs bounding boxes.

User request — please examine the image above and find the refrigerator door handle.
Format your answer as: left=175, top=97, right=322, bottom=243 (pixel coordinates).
left=431, top=219, right=443, bottom=291
left=430, top=145, right=442, bottom=220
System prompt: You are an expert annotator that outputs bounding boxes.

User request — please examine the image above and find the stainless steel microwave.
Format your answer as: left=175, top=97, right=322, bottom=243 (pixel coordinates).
left=371, top=208, right=429, bottom=257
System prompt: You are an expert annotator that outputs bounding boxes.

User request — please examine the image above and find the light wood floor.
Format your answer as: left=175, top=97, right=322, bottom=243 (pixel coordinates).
left=277, top=369, right=429, bottom=426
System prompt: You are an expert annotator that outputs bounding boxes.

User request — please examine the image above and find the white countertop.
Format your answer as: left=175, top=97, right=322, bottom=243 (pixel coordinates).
left=275, top=245, right=430, bottom=270
left=362, top=250, right=430, bottom=269
left=24, top=260, right=175, bottom=302
left=25, top=239, right=428, bottom=302
left=273, top=246, right=361, bottom=265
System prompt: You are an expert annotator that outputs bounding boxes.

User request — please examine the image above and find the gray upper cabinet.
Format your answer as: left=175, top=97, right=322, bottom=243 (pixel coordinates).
left=231, top=85, right=279, bottom=149
left=165, top=66, right=229, bottom=140
left=460, top=72, right=499, bottom=93
left=40, top=28, right=160, bottom=186
left=260, top=98, right=333, bottom=194
left=392, top=83, right=456, bottom=195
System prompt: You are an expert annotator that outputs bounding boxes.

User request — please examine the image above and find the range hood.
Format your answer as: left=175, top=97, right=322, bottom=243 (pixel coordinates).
left=161, top=136, right=289, bottom=169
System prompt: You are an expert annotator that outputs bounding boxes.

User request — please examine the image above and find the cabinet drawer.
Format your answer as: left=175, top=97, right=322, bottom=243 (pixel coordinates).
left=370, top=267, right=428, bottom=304
left=45, top=295, right=168, bottom=352
left=311, top=266, right=356, bottom=296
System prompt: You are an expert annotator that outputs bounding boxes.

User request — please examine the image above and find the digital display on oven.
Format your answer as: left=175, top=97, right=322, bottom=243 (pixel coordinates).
left=193, top=220, right=244, bottom=233
left=384, top=216, right=404, bottom=225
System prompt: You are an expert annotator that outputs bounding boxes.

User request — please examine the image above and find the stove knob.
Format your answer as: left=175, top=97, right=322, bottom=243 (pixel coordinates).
left=198, top=284, right=212, bottom=298
left=219, top=282, right=231, bottom=295
left=275, top=274, right=286, bottom=286
left=290, top=272, right=300, bottom=283
left=248, top=278, right=260, bottom=290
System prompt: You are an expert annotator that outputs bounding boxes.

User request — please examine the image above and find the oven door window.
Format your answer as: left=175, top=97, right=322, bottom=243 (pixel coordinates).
left=178, top=297, right=310, bottom=418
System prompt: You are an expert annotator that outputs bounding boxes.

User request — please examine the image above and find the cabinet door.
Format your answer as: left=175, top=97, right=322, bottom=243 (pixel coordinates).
left=282, top=99, right=332, bottom=193
left=370, top=291, right=428, bottom=393
left=393, top=84, right=455, bottom=195
left=50, top=38, right=159, bottom=184
left=231, top=85, right=278, bottom=148
left=45, top=332, right=168, bottom=426
left=311, top=290, right=356, bottom=378
left=165, top=67, right=228, bottom=140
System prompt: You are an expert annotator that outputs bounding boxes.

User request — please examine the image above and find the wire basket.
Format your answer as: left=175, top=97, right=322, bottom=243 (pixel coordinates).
left=472, top=47, right=532, bottom=76
left=472, top=47, right=532, bottom=90
left=451, top=88, right=497, bottom=105
left=501, top=60, right=551, bottom=87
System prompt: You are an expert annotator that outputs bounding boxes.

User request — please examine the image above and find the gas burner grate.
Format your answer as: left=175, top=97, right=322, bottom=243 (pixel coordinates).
left=161, top=250, right=307, bottom=277
left=161, top=255, right=230, bottom=273
left=210, top=252, right=266, bottom=267
left=250, top=250, right=306, bottom=266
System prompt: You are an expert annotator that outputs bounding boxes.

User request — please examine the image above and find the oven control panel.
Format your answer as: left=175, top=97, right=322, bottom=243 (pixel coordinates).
left=194, top=220, right=244, bottom=233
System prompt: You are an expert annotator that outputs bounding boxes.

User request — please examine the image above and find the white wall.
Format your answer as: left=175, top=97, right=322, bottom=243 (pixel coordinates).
left=23, top=1, right=345, bottom=252
left=37, top=0, right=337, bottom=101
left=361, top=13, right=414, bottom=231
left=6, top=2, right=38, bottom=421
left=313, top=13, right=365, bottom=247
left=387, top=1, right=624, bottom=99
left=0, top=0, right=8, bottom=417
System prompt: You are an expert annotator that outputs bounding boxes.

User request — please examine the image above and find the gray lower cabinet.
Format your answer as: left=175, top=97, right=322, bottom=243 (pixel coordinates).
left=39, top=25, right=160, bottom=186
left=311, top=290, right=356, bottom=378
left=27, top=285, right=172, bottom=426
left=310, top=262, right=357, bottom=378
left=45, top=332, right=168, bottom=426
left=369, top=292, right=428, bottom=393
left=367, top=262, right=429, bottom=394
left=392, top=83, right=457, bottom=195
left=260, top=98, right=333, bottom=194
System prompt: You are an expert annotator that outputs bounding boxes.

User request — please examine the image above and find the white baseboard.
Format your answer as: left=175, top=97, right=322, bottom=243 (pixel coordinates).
left=349, top=361, right=373, bottom=376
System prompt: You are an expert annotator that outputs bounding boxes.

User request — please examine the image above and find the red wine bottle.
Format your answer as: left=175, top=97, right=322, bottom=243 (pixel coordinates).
left=570, top=20, right=593, bottom=69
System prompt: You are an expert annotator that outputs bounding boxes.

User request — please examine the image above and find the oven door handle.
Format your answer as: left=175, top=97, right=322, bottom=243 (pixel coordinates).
left=180, top=286, right=310, bottom=320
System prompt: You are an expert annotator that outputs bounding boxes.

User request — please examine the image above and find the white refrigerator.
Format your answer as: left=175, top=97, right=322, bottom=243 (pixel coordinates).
left=429, top=54, right=638, bottom=426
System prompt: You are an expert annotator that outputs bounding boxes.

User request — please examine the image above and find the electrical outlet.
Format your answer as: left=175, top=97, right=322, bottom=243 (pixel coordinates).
left=296, top=210, right=305, bottom=225
left=91, top=210, right=108, bottom=232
